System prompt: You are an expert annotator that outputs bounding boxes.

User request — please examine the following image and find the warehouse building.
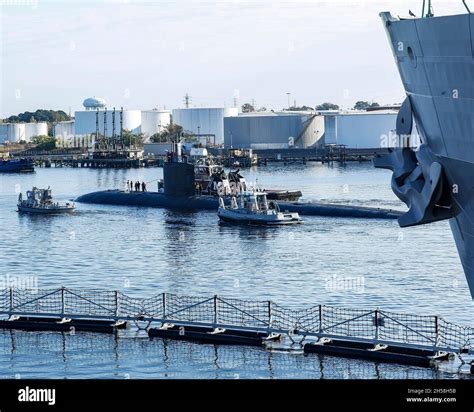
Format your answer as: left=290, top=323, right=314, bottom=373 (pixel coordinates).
left=54, top=98, right=171, bottom=144
left=223, top=111, right=325, bottom=150
left=0, top=122, right=48, bottom=144
left=172, top=107, right=239, bottom=145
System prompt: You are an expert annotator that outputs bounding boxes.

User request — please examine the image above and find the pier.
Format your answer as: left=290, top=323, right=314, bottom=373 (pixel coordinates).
left=11, top=148, right=163, bottom=168
left=1, top=287, right=472, bottom=371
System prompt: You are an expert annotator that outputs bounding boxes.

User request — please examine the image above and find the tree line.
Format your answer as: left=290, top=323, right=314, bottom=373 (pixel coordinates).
left=241, top=101, right=382, bottom=113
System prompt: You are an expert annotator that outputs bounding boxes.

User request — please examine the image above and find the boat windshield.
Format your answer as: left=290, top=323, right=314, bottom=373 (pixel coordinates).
left=256, top=194, right=268, bottom=211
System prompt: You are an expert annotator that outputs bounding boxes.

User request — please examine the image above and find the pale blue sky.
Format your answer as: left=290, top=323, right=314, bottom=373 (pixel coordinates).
left=0, top=0, right=469, bottom=117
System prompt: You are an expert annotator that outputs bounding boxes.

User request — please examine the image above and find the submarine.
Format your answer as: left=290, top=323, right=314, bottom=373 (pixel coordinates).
left=76, top=160, right=402, bottom=220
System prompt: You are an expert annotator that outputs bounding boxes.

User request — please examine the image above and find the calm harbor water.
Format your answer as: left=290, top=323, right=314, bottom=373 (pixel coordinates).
left=0, top=162, right=473, bottom=379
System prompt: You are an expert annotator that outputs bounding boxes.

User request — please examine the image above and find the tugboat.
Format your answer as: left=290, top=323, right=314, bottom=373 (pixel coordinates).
left=218, top=189, right=302, bottom=225
left=0, top=159, right=34, bottom=173
left=18, top=187, right=76, bottom=214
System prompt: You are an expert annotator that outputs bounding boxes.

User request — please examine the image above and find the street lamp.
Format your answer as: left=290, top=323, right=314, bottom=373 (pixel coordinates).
left=286, top=92, right=291, bottom=109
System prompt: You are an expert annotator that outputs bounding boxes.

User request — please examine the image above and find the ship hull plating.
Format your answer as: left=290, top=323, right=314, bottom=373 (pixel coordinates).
left=381, top=12, right=474, bottom=296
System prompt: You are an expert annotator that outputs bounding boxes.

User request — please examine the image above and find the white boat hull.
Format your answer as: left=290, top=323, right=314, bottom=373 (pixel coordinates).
left=218, top=208, right=302, bottom=225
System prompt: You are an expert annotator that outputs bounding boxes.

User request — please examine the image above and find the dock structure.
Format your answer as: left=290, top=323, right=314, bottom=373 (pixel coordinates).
left=10, top=148, right=163, bottom=168
left=251, top=147, right=391, bottom=166
left=0, top=287, right=472, bottom=370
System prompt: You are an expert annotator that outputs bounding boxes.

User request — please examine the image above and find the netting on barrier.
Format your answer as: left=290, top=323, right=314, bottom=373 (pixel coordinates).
left=1, top=288, right=473, bottom=352
left=163, top=294, right=215, bottom=323
left=11, top=288, right=63, bottom=314
left=319, top=306, right=376, bottom=338
left=216, top=297, right=270, bottom=328
left=64, top=289, right=117, bottom=317
left=142, top=295, right=164, bottom=318
left=438, top=319, right=472, bottom=349
left=118, top=293, right=147, bottom=318
left=378, top=311, right=437, bottom=346
left=270, top=303, right=299, bottom=331
left=0, top=289, right=9, bottom=312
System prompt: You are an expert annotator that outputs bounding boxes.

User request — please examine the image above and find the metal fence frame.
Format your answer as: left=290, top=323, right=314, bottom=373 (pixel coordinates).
left=0, top=287, right=472, bottom=354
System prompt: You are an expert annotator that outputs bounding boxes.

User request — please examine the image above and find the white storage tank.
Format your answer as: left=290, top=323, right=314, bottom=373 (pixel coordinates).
left=0, top=124, right=8, bottom=143
left=141, top=110, right=171, bottom=140
left=172, top=107, right=239, bottom=145
left=54, top=121, right=75, bottom=141
left=24, top=122, right=48, bottom=141
left=322, top=110, right=406, bottom=149
left=8, top=123, right=26, bottom=142
left=75, top=109, right=142, bottom=137
left=224, top=111, right=325, bottom=149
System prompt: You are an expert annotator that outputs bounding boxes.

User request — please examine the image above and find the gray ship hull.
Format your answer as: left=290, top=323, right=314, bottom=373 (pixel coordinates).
left=381, top=12, right=474, bottom=297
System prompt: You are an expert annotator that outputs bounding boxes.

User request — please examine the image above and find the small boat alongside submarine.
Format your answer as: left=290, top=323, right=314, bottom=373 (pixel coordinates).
left=18, top=187, right=76, bottom=214
left=218, top=189, right=302, bottom=225
left=76, top=160, right=403, bottom=220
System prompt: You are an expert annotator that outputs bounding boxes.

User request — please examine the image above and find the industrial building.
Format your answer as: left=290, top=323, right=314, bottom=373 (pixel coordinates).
left=54, top=98, right=170, bottom=144
left=75, top=108, right=142, bottom=138
left=322, top=110, right=399, bottom=149
left=223, top=111, right=325, bottom=150
left=141, top=110, right=171, bottom=138
left=172, top=107, right=239, bottom=145
left=0, top=122, right=48, bottom=144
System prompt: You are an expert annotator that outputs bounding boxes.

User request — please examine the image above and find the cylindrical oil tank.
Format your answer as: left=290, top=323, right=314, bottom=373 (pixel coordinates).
left=24, top=122, right=48, bottom=141
left=7, top=123, right=26, bottom=142
left=75, top=109, right=142, bottom=137
left=223, top=112, right=325, bottom=149
left=0, top=124, right=8, bottom=143
left=172, top=107, right=239, bottom=145
left=141, top=110, right=171, bottom=139
left=54, top=121, right=75, bottom=140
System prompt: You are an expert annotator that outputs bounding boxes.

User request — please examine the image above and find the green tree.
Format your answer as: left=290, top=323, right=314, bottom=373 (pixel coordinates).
left=32, top=135, right=57, bottom=150
left=149, top=123, right=195, bottom=143
left=286, top=105, right=314, bottom=111
left=121, top=130, right=145, bottom=147
left=241, top=103, right=255, bottom=113
left=316, top=102, right=339, bottom=110
left=353, top=101, right=380, bottom=110
left=4, top=109, right=71, bottom=124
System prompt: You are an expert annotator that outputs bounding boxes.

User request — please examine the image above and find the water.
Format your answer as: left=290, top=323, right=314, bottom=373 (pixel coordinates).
left=0, top=162, right=473, bottom=379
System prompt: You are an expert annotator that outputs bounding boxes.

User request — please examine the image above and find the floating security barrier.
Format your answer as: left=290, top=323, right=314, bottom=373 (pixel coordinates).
left=0, top=315, right=127, bottom=334
left=0, top=287, right=472, bottom=370
left=304, top=338, right=450, bottom=367
left=148, top=323, right=283, bottom=346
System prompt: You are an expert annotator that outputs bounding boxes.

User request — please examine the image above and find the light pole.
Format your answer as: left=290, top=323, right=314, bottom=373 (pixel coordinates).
left=286, top=92, right=291, bottom=109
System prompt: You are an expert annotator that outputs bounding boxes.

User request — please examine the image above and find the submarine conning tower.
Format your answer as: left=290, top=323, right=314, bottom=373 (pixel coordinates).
left=163, top=160, right=195, bottom=197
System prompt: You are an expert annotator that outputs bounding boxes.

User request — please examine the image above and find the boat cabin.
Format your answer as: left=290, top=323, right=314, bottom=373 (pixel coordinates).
left=224, top=191, right=278, bottom=213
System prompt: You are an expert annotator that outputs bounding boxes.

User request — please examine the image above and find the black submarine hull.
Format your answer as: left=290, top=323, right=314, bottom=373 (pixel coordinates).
left=76, top=190, right=402, bottom=219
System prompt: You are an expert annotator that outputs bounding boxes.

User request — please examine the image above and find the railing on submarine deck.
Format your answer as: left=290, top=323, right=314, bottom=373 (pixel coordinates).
left=0, top=287, right=472, bottom=354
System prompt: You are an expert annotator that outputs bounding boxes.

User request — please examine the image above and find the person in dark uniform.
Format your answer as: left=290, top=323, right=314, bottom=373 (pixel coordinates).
left=142, top=181, right=147, bottom=192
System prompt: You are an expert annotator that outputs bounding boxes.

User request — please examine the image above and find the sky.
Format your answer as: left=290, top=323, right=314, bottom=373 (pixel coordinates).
left=0, top=0, right=470, bottom=117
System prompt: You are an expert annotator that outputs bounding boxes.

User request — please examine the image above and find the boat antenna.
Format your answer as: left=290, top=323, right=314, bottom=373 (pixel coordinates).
left=422, top=0, right=434, bottom=17
left=463, top=0, right=472, bottom=13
